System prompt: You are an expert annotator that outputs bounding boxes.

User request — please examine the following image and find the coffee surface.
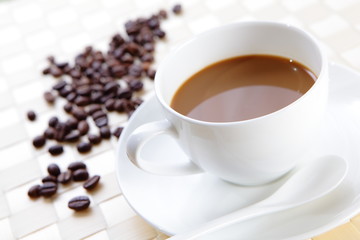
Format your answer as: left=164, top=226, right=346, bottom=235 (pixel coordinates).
left=171, top=55, right=316, bottom=122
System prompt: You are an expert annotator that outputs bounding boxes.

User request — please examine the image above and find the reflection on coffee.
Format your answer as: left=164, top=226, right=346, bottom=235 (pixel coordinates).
left=171, top=55, right=316, bottom=122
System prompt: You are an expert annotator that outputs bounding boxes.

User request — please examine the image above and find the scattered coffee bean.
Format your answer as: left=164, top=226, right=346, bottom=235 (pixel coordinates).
left=100, top=126, right=111, bottom=139
left=52, top=80, right=67, bottom=91
left=77, top=121, right=89, bottom=136
left=95, top=116, right=108, bottom=128
left=88, top=134, right=101, bottom=145
left=63, top=102, right=73, bottom=113
left=113, top=127, right=124, bottom=138
left=47, top=163, right=61, bottom=177
left=44, top=127, right=56, bottom=139
left=39, top=182, right=57, bottom=197
left=77, top=142, right=92, bottom=153
left=73, top=168, right=89, bottom=181
left=57, top=171, right=72, bottom=184
left=33, top=135, right=46, bottom=148
left=128, top=79, right=143, bottom=91
left=83, top=175, right=100, bottom=190
left=64, top=130, right=81, bottom=142
left=88, top=104, right=102, bottom=115
left=28, top=185, right=41, bottom=198
left=42, top=175, right=58, bottom=183
left=72, top=107, right=87, bottom=121
left=68, top=196, right=90, bottom=211
left=91, top=110, right=106, bottom=120
left=68, top=161, right=87, bottom=171
left=48, top=116, right=59, bottom=128
left=44, top=91, right=55, bottom=104
left=27, top=110, right=36, bottom=121
left=48, top=144, right=63, bottom=156
left=147, top=68, right=156, bottom=79
left=172, top=4, right=182, bottom=14
left=65, top=117, right=79, bottom=129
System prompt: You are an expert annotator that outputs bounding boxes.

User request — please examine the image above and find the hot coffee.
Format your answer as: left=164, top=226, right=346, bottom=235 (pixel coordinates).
left=171, top=55, right=317, bottom=122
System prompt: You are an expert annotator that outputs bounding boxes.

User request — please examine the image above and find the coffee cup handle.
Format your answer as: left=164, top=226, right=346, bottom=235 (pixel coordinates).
left=126, top=119, right=203, bottom=175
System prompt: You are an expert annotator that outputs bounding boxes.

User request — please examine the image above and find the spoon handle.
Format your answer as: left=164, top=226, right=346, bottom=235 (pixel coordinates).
left=170, top=202, right=283, bottom=240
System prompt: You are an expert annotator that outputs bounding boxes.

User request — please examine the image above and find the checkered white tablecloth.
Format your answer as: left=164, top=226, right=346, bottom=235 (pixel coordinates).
left=2, top=0, right=360, bottom=239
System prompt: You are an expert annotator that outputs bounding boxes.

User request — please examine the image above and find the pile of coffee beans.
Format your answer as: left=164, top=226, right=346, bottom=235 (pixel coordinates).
left=28, top=5, right=182, bottom=156
left=28, top=161, right=99, bottom=211
left=26, top=4, right=183, bottom=212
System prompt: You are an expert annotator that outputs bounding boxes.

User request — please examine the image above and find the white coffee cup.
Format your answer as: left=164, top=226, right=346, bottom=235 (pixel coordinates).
left=126, top=21, right=328, bottom=186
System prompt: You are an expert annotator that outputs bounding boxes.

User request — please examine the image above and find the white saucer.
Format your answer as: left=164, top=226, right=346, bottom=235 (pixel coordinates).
left=116, top=63, right=360, bottom=240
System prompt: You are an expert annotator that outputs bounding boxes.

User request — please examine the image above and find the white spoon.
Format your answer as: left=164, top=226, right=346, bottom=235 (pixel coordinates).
left=169, top=155, right=348, bottom=240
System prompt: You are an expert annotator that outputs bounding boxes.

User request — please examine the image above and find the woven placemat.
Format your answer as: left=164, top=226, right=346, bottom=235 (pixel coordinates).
left=2, top=0, right=360, bottom=239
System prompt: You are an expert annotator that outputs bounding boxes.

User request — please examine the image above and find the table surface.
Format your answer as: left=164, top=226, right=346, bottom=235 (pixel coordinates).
left=2, top=0, right=360, bottom=239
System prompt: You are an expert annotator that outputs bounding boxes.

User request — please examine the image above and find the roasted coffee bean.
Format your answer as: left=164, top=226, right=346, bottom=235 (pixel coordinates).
left=128, top=79, right=143, bottom=91
left=172, top=4, right=182, bottom=14
left=47, top=163, right=61, bottom=177
left=78, top=120, right=89, bottom=135
left=54, top=122, right=70, bottom=141
left=77, top=142, right=92, bottom=153
left=90, top=91, right=102, bottom=103
left=100, top=126, right=111, bottom=139
left=148, top=16, right=160, bottom=29
left=113, top=127, right=124, bottom=138
left=42, top=67, right=50, bottom=75
left=117, top=88, right=132, bottom=99
left=111, top=65, right=127, bottom=78
left=120, top=53, right=134, bottom=63
left=104, top=81, right=119, bottom=93
left=28, top=185, right=41, bottom=198
left=76, top=85, right=91, bottom=96
left=59, top=86, right=72, bottom=97
left=132, top=97, right=143, bottom=106
left=66, top=92, right=77, bottom=102
left=42, top=175, right=58, bottom=183
left=64, top=130, right=81, bottom=142
left=56, top=62, right=68, bottom=69
left=27, top=110, right=36, bottom=121
left=154, top=28, right=166, bottom=38
left=50, top=66, right=62, bottom=77
left=44, top=127, right=56, bottom=139
left=63, top=102, right=73, bottom=113
left=48, top=116, right=59, bottom=128
left=88, top=134, right=101, bottom=145
left=141, top=53, right=154, bottom=63
left=68, top=196, right=90, bottom=211
left=95, top=116, right=108, bottom=128
left=74, top=96, right=91, bottom=106
left=72, top=107, right=87, bottom=121
left=33, top=135, right=46, bottom=148
left=68, top=161, right=86, bottom=171
left=44, top=91, right=55, bottom=104
left=92, top=110, right=106, bottom=120
left=48, top=144, right=63, bottom=156
left=39, top=182, right=57, bottom=197
left=52, top=80, right=67, bottom=91
left=65, top=117, right=78, bottom=129
left=105, top=98, right=116, bottom=111
left=83, top=175, right=100, bottom=190
left=88, top=104, right=102, bottom=115
left=128, top=64, right=143, bottom=77
left=57, top=171, right=72, bottom=184
left=147, top=68, right=156, bottom=79
left=158, top=9, right=167, bottom=19
left=114, top=99, right=126, bottom=112
left=73, top=168, right=89, bottom=181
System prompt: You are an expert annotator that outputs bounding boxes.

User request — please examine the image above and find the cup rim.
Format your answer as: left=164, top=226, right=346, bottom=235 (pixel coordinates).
left=154, top=20, right=328, bottom=126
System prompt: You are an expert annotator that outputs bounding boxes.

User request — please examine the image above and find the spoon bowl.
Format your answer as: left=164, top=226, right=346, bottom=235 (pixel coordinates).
left=170, top=155, right=348, bottom=240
